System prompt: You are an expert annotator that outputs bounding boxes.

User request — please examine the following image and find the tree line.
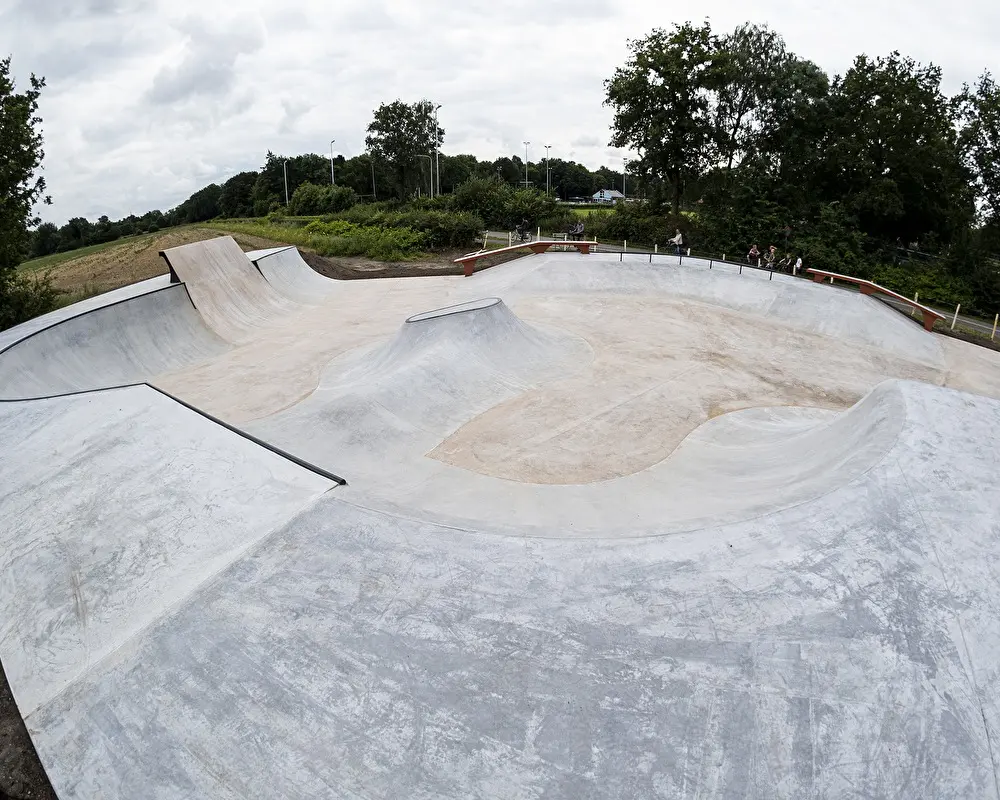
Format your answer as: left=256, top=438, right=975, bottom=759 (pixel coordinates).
left=26, top=145, right=631, bottom=261
left=606, top=20, right=1000, bottom=310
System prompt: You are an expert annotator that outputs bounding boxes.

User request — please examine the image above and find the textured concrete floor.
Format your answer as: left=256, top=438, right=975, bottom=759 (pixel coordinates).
left=2, top=238, right=1000, bottom=798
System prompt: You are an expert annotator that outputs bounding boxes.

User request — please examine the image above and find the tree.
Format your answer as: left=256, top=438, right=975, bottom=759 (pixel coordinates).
left=823, top=52, right=972, bottom=246
left=0, top=56, right=56, bottom=329
left=29, top=222, right=59, bottom=258
left=605, top=22, right=720, bottom=214
left=956, top=71, right=1000, bottom=224
left=219, top=171, right=259, bottom=218
left=174, top=183, right=222, bottom=223
left=365, top=100, right=443, bottom=200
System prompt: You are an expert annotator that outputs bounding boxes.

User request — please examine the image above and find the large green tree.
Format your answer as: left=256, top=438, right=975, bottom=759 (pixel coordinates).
left=365, top=100, right=443, bottom=200
left=218, top=170, right=259, bottom=218
left=0, top=56, right=56, bottom=330
left=957, top=71, right=1000, bottom=224
left=605, top=22, right=719, bottom=214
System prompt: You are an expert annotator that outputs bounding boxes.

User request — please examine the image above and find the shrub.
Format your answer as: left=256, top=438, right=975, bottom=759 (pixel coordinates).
left=320, top=207, right=484, bottom=249
left=0, top=270, right=58, bottom=331
left=289, top=182, right=357, bottom=215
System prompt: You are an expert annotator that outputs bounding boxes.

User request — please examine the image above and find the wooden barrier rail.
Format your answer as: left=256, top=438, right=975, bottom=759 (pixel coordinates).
left=454, top=240, right=596, bottom=277
left=807, top=268, right=946, bottom=331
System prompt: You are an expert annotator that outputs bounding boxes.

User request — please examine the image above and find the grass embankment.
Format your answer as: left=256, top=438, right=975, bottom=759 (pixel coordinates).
left=202, top=219, right=428, bottom=262
left=18, top=235, right=158, bottom=273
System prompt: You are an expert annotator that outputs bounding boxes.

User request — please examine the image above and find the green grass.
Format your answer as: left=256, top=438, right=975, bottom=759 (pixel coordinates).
left=18, top=234, right=157, bottom=273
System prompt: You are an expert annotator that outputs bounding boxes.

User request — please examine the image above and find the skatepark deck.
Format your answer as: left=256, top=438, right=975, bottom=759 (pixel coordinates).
left=3, top=238, right=1000, bottom=798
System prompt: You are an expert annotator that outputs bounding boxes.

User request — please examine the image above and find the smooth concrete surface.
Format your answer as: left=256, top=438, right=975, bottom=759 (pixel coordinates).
left=162, top=236, right=302, bottom=343
left=25, top=382, right=1000, bottom=799
left=3, top=239, right=1000, bottom=798
left=0, top=285, right=226, bottom=399
left=0, top=385, right=333, bottom=717
left=0, top=274, right=171, bottom=354
left=248, top=246, right=338, bottom=303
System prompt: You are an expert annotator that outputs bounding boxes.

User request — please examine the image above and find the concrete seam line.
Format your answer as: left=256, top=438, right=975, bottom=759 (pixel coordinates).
left=145, top=384, right=349, bottom=486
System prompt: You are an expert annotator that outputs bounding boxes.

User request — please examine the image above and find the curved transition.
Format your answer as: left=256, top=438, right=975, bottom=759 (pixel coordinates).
left=5, top=242, right=1000, bottom=799
left=248, top=246, right=336, bottom=304
left=247, top=297, right=593, bottom=460
left=0, top=285, right=226, bottom=400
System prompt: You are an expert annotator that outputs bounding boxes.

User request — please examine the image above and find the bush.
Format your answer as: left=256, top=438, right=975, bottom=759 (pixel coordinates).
left=584, top=202, right=678, bottom=246
left=321, top=206, right=484, bottom=249
left=0, top=270, right=58, bottom=331
left=289, top=182, right=357, bottom=215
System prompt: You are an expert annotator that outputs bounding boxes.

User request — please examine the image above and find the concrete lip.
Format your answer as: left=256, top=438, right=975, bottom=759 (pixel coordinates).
left=4, top=239, right=1000, bottom=798
left=405, top=296, right=501, bottom=323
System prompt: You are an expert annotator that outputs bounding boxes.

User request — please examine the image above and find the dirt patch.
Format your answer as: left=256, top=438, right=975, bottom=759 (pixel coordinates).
left=0, top=662, right=55, bottom=800
left=299, top=247, right=527, bottom=280
left=41, top=227, right=291, bottom=299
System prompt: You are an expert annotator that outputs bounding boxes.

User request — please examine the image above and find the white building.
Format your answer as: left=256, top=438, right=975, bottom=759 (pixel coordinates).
left=592, top=189, right=625, bottom=204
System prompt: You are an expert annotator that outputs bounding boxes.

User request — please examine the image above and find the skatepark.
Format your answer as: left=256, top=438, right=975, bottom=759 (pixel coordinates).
left=3, top=236, right=1000, bottom=797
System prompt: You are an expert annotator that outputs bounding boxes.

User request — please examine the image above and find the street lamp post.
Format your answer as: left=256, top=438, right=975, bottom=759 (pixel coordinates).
left=523, top=141, right=530, bottom=188
left=434, top=104, right=442, bottom=197
left=283, top=159, right=289, bottom=205
left=370, top=155, right=377, bottom=201
left=622, top=157, right=627, bottom=201
left=544, top=145, right=551, bottom=196
left=329, top=140, right=336, bottom=185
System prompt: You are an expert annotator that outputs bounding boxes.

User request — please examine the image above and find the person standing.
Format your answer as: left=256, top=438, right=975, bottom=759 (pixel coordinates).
left=747, top=244, right=760, bottom=263
left=670, top=229, right=684, bottom=255
left=794, top=255, right=803, bottom=275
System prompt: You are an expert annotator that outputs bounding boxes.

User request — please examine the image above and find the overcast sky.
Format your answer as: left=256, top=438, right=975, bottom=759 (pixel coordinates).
left=2, top=0, right=997, bottom=224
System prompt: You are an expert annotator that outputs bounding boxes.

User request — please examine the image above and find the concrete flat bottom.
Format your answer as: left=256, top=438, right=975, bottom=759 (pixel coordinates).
left=3, top=243, right=1000, bottom=798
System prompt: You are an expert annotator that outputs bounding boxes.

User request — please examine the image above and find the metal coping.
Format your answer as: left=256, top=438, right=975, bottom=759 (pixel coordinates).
left=406, top=297, right=501, bottom=324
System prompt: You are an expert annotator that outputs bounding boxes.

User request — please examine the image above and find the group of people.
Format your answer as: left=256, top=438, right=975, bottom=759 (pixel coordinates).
left=747, top=244, right=803, bottom=274
left=568, top=221, right=586, bottom=240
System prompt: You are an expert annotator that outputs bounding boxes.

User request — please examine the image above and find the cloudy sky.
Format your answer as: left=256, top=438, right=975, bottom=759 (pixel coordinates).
left=2, top=0, right=997, bottom=224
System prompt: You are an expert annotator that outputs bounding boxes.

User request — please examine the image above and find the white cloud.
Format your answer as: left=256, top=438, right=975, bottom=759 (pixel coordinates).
left=0, top=0, right=996, bottom=222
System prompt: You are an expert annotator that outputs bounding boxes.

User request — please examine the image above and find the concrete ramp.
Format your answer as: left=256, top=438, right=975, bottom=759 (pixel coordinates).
left=0, top=284, right=226, bottom=399
left=491, top=255, right=944, bottom=366
left=0, top=384, right=334, bottom=719
left=161, top=236, right=302, bottom=343
left=19, top=383, right=1000, bottom=799
left=247, top=246, right=336, bottom=303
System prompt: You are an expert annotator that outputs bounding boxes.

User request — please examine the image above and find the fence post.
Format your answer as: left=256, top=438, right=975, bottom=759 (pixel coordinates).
left=739, top=263, right=743, bottom=275
left=537, top=227, right=541, bottom=241
left=911, top=292, right=919, bottom=317
left=619, top=251, right=623, bottom=262
left=993, top=314, right=998, bottom=341
left=687, top=248, right=691, bottom=256
left=769, top=268, right=773, bottom=281
left=649, top=253, right=652, bottom=263
left=951, top=303, right=961, bottom=330
left=758, top=259, right=762, bottom=268
left=723, top=253, right=726, bottom=262
left=482, top=230, right=489, bottom=250
left=507, top=231, right=512, bottom=247
left=623, top=239, right=628, bottom=252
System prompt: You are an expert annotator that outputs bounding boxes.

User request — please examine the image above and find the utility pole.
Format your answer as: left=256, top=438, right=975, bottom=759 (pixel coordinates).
left=283, top=159, right=289, bottom=205
left=370, top=154, right=377, bottom=200
left=329, top=140, right=336, bottom=185
left=523, top=141, right=530, bottom=188
left=417, top=154, right=432, bottom=198
left=434, top=104, right=442, bottom=197
left=544, top=145, right=551, bottom=196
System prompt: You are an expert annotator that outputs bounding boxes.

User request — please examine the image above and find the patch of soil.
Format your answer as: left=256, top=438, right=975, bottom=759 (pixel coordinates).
left=299, top=247, right=527, bottom=280
left=0, top=662, right=55, bottom=800
left=44, top=227, right=291, bottom=298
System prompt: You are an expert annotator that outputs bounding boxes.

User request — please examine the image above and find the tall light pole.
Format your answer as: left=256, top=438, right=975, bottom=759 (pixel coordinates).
left=329, top=140, right=336, bottom=185
left=283, top=159, right=289, bottom=205
left=434, top=104, right=442, bottom=197
left=369, top=154, right=377, bottom=200
left=523, top=141, right=530, bottom=188
left=622, top=157, right=627, bottom=201
left=544, top=144, right=551, bottom=196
